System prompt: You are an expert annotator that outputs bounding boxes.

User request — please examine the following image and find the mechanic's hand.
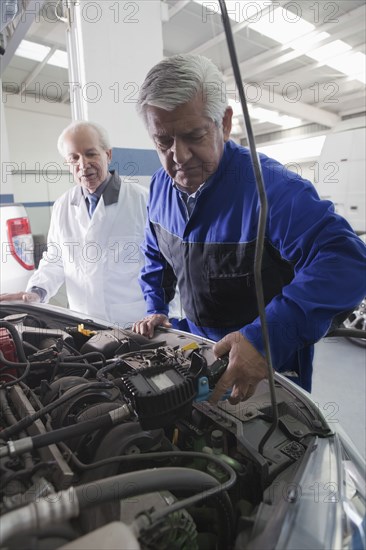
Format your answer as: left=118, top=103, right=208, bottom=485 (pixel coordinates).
left=0, top=291, right=40, bottom=303
left=210, top=332, right=268, bottom=404
left=132, top=313, right=172, bottom=339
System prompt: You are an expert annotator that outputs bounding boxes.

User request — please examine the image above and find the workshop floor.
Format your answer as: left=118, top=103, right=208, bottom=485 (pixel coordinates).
left=312, top=337, right=366, bottom=458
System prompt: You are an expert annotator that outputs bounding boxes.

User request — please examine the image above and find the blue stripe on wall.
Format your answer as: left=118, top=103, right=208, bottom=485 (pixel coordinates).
left=23, top=202, right=54, bottom=207
left=111, top=148, right=161, bottom=176
left=0, top=194, right=15, bottom=204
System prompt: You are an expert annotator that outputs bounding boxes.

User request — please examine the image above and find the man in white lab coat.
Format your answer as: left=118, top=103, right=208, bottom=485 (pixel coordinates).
left=0, top=121, right=149, bottom=328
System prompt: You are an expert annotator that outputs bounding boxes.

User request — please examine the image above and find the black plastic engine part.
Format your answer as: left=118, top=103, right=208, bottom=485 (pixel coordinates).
left=119, top=363, right=196, bottom=429
left=80, top=329, right=163, bottom=358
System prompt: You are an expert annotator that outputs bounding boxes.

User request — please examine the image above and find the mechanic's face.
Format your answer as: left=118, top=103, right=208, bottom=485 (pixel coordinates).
left=63, top=127, right=111, bottom=193
left=145, top=94, right=233, bottom=194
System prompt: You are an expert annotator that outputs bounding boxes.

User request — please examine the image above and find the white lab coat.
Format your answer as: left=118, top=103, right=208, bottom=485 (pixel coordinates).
left=27, top=172, right=149, bottom=328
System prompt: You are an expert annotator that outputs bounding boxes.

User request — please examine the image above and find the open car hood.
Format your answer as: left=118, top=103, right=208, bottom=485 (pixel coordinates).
left=0, top=302, right=365, bottom=550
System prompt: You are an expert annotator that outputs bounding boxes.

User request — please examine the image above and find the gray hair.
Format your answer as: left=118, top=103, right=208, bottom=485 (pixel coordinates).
left=57, top=121, right=111, bottom=157
left=137, top=54, right=228, bottom=125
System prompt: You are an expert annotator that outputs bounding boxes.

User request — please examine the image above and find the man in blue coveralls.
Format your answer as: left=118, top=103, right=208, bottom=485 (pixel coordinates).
left=132, top=54, right=366, bottom=403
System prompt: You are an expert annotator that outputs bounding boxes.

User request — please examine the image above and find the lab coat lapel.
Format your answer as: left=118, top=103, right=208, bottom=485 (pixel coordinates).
left=86, top=194, right=119, bottom=249
left=70, top=186, right=89, bottom=235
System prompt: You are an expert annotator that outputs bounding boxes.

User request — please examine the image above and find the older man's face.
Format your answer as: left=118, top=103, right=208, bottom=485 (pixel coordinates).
left=63, top=127, right=111, bottom=193
left=145, top=94, right=232, bottom=194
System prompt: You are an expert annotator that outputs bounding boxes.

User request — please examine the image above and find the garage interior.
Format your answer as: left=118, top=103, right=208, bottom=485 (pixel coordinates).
left=1, top=0, right=365, bottom=460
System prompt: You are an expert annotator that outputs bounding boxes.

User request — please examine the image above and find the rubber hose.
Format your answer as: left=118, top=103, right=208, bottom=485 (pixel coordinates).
left=75, top=467, right=219, bottom=509
left=0, top=381, right=113, bottom=440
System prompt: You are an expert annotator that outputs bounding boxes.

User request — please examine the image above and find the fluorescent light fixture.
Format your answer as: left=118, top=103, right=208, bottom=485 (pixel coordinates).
left=15, top=39, right=50, bottom=62
left=249, top=106, right=302, bottom=128
left=326, top=51, right=366, bottom=84
left=279, top=115, right=303, bottom=129
left=229, top=101, right=301, bottom=128
left=249, top=7, right=314, bottom=44
left=258, top=135, right=326, bottom=164
left=307, top=39, right=351, bottom=62
left=305, top=39, right=365, bottom=83
left=291, top=31, right=330, bottom=54
left=47, top=50, right=68, bottom=69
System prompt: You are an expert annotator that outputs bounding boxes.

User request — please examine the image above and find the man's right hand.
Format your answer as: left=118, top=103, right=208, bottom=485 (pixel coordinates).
left=0, top=292, right=41, bottom=303
left=132, top=313, right=172, bottom=338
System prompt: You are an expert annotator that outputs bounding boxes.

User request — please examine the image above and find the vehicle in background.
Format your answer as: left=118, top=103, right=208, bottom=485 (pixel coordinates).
left=0, top=203, right=35, bottom=293
left=343, top=234, right=366, bottom=347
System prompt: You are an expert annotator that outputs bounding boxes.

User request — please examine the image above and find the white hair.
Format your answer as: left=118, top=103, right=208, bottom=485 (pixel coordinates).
left=57, top=121, right=111, bottom=157
left=137, top=54, right=228, bottom=125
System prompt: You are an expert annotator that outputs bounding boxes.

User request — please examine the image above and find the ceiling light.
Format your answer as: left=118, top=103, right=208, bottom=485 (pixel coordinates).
left=15, top=39, right=50, bottom=62
left=258, top=135, right=326, bottom=164
left=326, top=51, right=366, bottom=84
left=291, top=31, right=330, bottom=55
left=250, top=106, right=302, bottom=128
left=279, top=115, right=303, bottom=129
left=47, top=50, right=68, bottom=69
left=249, top=7, right=314, bottom=44
left=307, top=39, right=351, bottom=62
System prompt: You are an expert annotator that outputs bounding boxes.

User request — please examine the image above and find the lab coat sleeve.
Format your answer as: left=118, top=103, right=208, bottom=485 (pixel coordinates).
left=241, top=164, right=366, bottom=367
left=25, top=201, right=65, bottom=301
left=139, top=206, right=177, bottom=317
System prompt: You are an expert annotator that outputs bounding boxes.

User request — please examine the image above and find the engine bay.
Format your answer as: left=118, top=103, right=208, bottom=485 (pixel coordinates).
left=0, top=305, right=333, bottom=550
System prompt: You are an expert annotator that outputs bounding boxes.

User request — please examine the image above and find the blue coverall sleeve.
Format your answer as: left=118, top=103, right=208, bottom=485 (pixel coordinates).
left=139, top=208, right=177, bottom=317
left=241, top=164, right=366, bottom=368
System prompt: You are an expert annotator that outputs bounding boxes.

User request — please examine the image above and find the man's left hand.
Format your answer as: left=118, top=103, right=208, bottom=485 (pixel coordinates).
left=210, top=332, right=268, bottom=404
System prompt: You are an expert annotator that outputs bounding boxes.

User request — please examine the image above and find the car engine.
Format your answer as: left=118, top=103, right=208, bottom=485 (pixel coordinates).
left=0, top=306, right=334, bottom=550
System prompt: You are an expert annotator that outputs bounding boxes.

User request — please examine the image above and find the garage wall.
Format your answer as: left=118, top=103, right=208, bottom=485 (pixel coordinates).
left=4, top=95, right=72, bottom=237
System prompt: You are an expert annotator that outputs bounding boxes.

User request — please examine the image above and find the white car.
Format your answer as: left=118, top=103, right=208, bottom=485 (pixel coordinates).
left=0, top=203, right=35, bottom=293
left=0, top=301, right=365, bottom=550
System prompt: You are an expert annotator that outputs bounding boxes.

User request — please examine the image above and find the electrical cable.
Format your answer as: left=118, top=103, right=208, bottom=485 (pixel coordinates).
left=96, top=350, right=157, bottom=380
left=0, top=351, right=31, bottom=388
left=62, top=351, right=106, bottom=366
left=218, top=0, right=278, bottom=455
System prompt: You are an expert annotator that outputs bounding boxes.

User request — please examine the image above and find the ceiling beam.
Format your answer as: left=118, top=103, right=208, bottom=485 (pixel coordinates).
left=167, top=0, right=190, bottom=20
left=228, top=80, right=340, bottom=128
left=338, top=89, right=366, bottom=106
left=254, top=88, right=340, bottom=128
left=0, top=0, right=47, bottom=76
left=190, top=3, right=273, bottom=55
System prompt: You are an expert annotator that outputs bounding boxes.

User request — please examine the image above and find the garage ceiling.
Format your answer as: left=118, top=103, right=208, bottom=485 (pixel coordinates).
left=1, top=0, right=365, bottom=144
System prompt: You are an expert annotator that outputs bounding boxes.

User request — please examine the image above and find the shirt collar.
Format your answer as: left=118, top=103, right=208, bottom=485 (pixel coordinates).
left=82, top=173, right=112, bottom=199
left=172, top=174, right=214, bottom=199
